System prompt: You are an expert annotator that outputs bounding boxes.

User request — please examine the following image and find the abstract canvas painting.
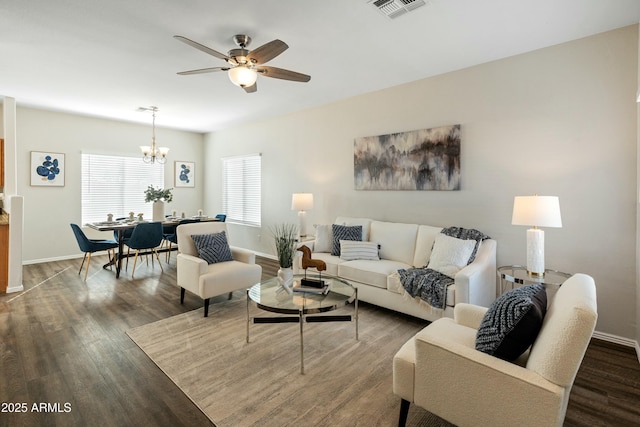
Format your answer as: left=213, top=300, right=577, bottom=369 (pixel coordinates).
left=354, top=124, right=460, bottom=191
left=30, top=151, right=65, bottom=187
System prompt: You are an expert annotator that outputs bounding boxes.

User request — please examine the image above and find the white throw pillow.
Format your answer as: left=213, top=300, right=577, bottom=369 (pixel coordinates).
left=339, top=240, right=380, bottom=261
left=314, top=224, right=332, bottom=253
left=426, top=234, right=476, bottom=278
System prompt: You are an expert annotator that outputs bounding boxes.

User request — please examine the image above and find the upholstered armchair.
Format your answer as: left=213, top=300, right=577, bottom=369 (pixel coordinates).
left=393, top=273, right=597, bottom=427
left=176, top=222, right=262, bottom=317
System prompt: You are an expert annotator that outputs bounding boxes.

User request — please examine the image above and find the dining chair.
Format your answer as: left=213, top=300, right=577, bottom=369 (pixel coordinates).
left=163, top=218, right=199, bottom=263
left=124, top=221, right=165, bottom=278
left=114, top=217, right=133, bottom=241
left=161, top=223, right=177, bottom=260
left=215, top=214, right=226, bottom=222
left=70, top=223, right=119, bottom=281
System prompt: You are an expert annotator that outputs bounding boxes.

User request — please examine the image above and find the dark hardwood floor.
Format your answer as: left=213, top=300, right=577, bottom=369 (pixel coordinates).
left=0, top=255, right=638, bottom=426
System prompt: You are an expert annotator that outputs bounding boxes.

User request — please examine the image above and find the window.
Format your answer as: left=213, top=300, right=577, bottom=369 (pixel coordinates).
left=81, top=153, right=164, bottom=223
left=222, top=154, right=261, bottom=227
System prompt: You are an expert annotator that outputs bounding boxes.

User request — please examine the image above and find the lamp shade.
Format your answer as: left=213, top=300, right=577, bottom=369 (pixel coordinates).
left=512, top=196, right=562, bottom=228
left=228, top=66, right=258, bottom=87
left=291, top=193, right=313, bottom=211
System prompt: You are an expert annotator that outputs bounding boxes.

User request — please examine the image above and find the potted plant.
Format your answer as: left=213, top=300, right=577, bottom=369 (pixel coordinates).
left=271, top=223, right=298, bottom=289
left=144, top=185, right=173, bottom=221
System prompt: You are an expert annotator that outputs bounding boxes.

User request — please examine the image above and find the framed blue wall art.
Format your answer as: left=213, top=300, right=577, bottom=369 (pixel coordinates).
left=175, top=161, right=195, bottom=188
left=30, top=151, right=65, bottom=187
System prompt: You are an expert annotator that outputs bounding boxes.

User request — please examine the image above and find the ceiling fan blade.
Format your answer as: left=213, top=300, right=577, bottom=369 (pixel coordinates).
left=243, top=82, right=257, bottom=93
left=257, top=66, right=311, bottom=82
left=174, top=35, right=229, bottom=61
left=177, top=67, right=229, bottom=75
left=247, top=40, right=288, bottom=65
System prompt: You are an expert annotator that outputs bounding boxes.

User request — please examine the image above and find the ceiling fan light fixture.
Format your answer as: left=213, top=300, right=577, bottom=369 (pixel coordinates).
left=228, top=66, right=258, bottom=87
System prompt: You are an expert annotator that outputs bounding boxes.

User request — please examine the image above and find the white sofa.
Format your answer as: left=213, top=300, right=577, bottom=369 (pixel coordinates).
left=294, top=217, right=497, bottom=322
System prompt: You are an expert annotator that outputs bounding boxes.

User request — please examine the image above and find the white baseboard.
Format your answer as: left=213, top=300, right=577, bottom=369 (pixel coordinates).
left=26, top=251, right=278, bottom=266
left=592, top=330, right=639, bottom=361
left=6, top=284, right=24, bottom=293
left=23, top=253, right=93, bottom=265
left=254, top=251, right=277, bottom=260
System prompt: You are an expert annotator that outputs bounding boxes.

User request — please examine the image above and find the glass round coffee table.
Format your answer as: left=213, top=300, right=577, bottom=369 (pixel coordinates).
left=246, top=274, right=358, bottom=374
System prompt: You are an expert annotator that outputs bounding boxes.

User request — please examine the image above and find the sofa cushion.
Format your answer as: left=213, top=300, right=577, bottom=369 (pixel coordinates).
left=426, top=234, right=476, bottom=278
left=335, top=217, right=372, bottom=241
left=441, top=226, right=491, bottom=263
left=412, top=225, right=443, bottom=267
left=308, top=252, right=343, bottom=276
left=339, top=240, right=380, bottom=261
left=339, top=259, right=411, bottom=289
left=200, top=260, right=262, bottom=298
left=313, top=224, right=332, bottom=253
left=369, top=221, right=419, bottom=265
left=331, top=224, right=362, bottom=256
left=191, top=231, right=233, bottom=264
left=475, top=284, right=547, bottom=361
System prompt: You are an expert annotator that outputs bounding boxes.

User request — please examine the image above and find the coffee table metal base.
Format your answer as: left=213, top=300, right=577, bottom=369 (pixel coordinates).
left=246, top=288, right=358, bottom=374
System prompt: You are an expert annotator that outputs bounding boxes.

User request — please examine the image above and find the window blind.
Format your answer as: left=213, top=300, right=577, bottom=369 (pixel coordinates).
left=81, top=153, right=164, bottom=224
left=222, top=154, right=261, bottom=227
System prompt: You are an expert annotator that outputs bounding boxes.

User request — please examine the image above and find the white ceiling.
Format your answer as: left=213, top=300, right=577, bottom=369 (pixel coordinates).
left=1, top=0, right=639, bottom=133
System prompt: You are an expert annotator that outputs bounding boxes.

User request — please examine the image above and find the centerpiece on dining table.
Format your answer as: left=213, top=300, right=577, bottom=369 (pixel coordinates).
left=144, top=185, right=173, bottom=221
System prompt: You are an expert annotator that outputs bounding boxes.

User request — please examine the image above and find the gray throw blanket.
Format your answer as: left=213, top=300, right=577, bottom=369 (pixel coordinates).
left=399, top=227, right=490, bottom=309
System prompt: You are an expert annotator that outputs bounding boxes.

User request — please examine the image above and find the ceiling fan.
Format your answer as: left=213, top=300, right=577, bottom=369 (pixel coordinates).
left=174, top=34, right=311, bottom=93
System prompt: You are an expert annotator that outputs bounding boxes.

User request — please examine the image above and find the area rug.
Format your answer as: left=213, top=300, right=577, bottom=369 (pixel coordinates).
left=127, top=296, right=455, bottom=426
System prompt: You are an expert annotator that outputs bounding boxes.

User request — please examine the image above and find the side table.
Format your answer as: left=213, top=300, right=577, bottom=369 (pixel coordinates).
left=497, top=265, right=571, bottom=296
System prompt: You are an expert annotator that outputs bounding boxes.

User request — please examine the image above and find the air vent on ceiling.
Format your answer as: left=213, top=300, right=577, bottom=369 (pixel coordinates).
left=369, top=0, right=427, bottom=19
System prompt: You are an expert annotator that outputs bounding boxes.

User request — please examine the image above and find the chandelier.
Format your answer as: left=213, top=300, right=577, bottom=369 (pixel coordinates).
left=139, top=106, right=169, bottom=164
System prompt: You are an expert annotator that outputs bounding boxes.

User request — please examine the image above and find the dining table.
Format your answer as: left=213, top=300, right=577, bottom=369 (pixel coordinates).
left=86, top=216, right=220, bottom=278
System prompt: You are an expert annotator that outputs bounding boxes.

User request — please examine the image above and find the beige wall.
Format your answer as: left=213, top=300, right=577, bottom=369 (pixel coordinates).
left=10, top=107, right=205, bottom=262
left=637, top=22, right=640, bottom=353
left=205, top=26, right=638, bottom=339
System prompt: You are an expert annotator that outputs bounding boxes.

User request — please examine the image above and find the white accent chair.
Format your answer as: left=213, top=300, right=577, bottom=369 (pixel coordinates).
left=393, top=273, right=597, bottom=427
left=176, top=222, right=262, bottom=317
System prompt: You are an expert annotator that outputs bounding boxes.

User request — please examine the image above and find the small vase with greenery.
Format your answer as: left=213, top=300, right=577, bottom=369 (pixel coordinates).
left=271, top=223, right=298, bottom=292
left=144, top=185, right=173, bottom=203
left=271, top=223, right=298, bottom=268
left=145, top=185, right=173, bottom=221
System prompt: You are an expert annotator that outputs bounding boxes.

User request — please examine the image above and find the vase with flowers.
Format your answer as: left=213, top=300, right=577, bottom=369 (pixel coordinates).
left=144, top=185, right=173, bottom=221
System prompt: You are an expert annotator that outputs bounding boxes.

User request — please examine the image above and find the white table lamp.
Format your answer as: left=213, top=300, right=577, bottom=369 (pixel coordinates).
left=512, top=195, right=562, bottom=277
left=291, top=193, right=314, bottom=237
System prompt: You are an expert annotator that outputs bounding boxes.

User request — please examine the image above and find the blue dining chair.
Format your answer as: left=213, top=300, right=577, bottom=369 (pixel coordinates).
left=114, top=217, right=133, bottom=241
left=70, top=223, right=119, bottom=281
left=124, top=221, right=164, bottom=278
left=163, top=219, right=199, bottom=262
left=215, top=214, right=226, bottom=222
